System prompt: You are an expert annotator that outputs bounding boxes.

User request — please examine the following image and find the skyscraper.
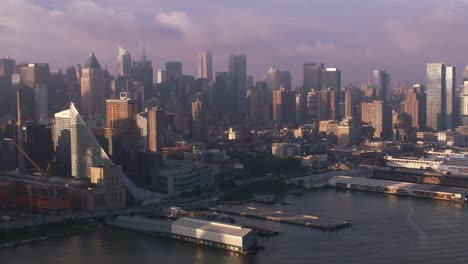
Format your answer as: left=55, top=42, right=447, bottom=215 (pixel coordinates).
left=273, top=87, right=296, bottom=125
left=248, top=81, right=270, bottom=127
left=0, top=58, right=16, bottom=120
left=459, top=81, right=468, bottom=126
left=303, top=63, right=324, bottom=91
left=281, top=71, right=292, bottom=90
left=372, top=70, right=390, bottom=102
left=228, top=54, right=247, bottom=116
left=316, top=89, right=340, bottom=121
left=426, top=63, right=456, bottom=131
left=198, top=51, right=213, bottom=81
left=148, top=106, right=166, bottom=152
left=404, top=85, right=426, bottom=129
left=191, top=98, right=206, bottom=140
left=116, top=46, right=132, bottom=77
left=133, top=57, right=153, bottom=100
left=321, top=68, right=341, bottom=92
left=265, top=67, right=282, bottom=91
left=18, top=63, right=50, bottom=124
left=166, top=62, right=183, bottom=82
left=81, top=53, right=105, bottom=118
left=361, top=100, right=392, bottom=139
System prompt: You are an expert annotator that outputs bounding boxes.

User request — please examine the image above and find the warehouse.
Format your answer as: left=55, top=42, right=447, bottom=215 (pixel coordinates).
left=171, top=217, right=257, bottom=253
left=329, top=176, right=468, bottom=202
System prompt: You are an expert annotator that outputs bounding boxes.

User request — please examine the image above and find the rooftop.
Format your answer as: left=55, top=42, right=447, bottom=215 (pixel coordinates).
left=173, top=217, right=253, bottom=238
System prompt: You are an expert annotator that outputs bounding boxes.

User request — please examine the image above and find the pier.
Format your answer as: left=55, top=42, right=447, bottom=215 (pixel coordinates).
left=210, top=205, right=350, bottom=231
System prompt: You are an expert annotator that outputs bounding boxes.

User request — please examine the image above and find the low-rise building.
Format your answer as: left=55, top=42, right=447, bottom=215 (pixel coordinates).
left=271, top=142, right=302, bottom=157
left=158, top=160, right=214, bottom=196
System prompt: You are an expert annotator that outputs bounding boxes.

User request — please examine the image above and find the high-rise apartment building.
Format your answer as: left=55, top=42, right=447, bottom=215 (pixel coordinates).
left=426, top=63, right=456, bottom=131
left=116, top=46, right=132, bottom=77
left=53, top=109, right=71, bottom=176
left=198, top=51, right=213, bottom=81
left=303, top=63, right=324, bottom=91
left=316, top=89, right=340, bottom=121
left=361, top=100, right=392, bottom=139
left=248, top=82, right=270, bottom=127
left=81, top=53, right=105, bottom=118
left=404, top=85, right=426, bottom=129
left=148, top=106, right=166, bottom=152
left=273, top=87, right=296, bottom=125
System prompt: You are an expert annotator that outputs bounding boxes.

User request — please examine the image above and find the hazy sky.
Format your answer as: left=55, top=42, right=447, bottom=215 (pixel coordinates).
left=1, top=0, right=468, bottom=86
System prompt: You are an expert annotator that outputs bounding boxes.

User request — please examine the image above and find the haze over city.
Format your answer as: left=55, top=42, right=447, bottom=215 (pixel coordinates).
left=2, top=0, right=468, bottom=84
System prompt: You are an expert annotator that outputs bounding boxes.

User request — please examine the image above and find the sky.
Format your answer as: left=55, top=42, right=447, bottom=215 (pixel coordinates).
left=1, top=0, right=468, bottom=86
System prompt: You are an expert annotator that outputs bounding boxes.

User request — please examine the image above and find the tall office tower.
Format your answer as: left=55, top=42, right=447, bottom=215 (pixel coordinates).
left=265, top=67, right=282, bottom=91
left=445, top=65, right=456, bottom=129
left=316, top=89, right=340, bottom=121
left=81, top=53, right=106, bottom=118
left=307, top=90, right=319, bottom=123
left=296, top=92, right=308, bottom=124
left=281, top=71, right=292, bottom=90
left=361, top=100, right=392, bottom=139
left=344, top=86, right=363, bottom=120
left=65, top=66, right=81, bottom=107
left=273, top=87, right=296, bottom=125
left=228, top=54, right=248, bottom=115
left=198, top=50, right=213, bottom=81
left=148, top=106, right=166, bottom=152
left=191, top=98, right=206, bottom=141
left=156, top=69, right=167, bottom=84
left=214, top=72, right=229, bottom=115
left=166, top=62, right=183, bottom=82
left=426, top=63, right=456, bottom=131
left=106, top=92, right=140, bottom=164
left=303, top=63, right=324, bottom=91
left=248, top=82, right=270, bottom=127
left=0, top=58, right=16, bottom=120
left=116, top=46, right=132, bottom=77
left=460, top=81, right=468, bottom=126
left=19, top=63, right=50, bottom=124
left=49, top=70, right=66, bottom=114
left=372, top=70, right=390, bottom=102
left=404, top=85, right=426, bottom=129
left=133, top=59, right=153, bottom=100
left=321, top=68, right=341, bottom=92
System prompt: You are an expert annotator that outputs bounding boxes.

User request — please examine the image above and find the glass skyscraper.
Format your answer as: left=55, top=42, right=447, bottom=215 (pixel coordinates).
left=426, top=63, right=456, bottom=131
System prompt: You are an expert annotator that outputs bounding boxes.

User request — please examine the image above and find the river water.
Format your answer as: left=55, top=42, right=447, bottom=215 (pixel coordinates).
left=2, top=188, right=468, bottom=264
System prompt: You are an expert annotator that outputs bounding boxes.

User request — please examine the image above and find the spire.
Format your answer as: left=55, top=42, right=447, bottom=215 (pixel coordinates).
left=84, top=52, right=101, bottom=69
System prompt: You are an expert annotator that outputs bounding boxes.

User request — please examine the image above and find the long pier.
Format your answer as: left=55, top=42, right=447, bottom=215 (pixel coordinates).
left=210, top=205, right=350, bottom=231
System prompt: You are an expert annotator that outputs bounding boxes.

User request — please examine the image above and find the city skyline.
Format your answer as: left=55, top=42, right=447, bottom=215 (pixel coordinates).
left=2, top=0, right=468, bottom=86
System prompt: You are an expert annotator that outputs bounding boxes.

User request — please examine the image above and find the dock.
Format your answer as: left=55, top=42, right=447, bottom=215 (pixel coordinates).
left=210, top=205, right=350, bottom=231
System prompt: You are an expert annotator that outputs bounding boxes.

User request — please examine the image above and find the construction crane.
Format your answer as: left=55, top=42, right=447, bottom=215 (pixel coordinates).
left=8, top=138, right=47, bottom=176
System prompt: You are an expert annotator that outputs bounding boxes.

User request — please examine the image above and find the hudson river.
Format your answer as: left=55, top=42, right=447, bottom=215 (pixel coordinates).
left=2, top=188, right=468, bottom=264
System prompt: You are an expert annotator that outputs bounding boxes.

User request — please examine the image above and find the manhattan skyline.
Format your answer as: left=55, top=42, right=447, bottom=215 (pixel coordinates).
left=2, top=0, right=468, bottom=85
